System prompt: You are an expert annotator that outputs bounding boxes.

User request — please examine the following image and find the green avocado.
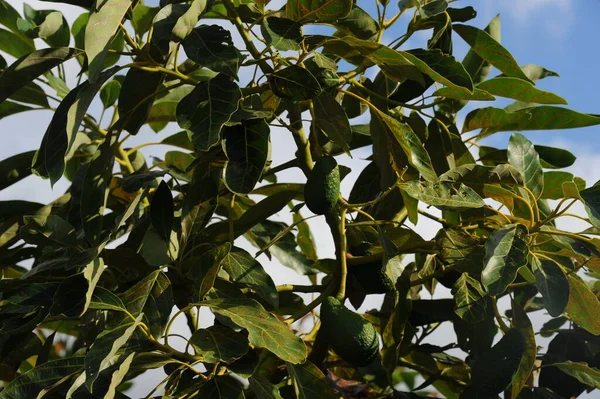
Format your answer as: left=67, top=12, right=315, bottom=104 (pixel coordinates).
left=349, top=261, right=395, bottom=294
left=304, top=156, right=340, bottom=215
left=320, top=296, right=379, bottom=366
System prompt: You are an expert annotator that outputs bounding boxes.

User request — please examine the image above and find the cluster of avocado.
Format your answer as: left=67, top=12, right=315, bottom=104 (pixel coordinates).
left=305, top=157, right=381, bottom=366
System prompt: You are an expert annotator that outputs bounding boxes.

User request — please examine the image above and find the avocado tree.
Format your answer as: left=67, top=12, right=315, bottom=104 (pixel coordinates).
left=2, top=0, right=600, bottom=397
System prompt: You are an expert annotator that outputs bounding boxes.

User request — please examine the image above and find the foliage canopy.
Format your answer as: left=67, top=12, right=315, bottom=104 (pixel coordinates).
left=1, top=0, right=600, bottom=397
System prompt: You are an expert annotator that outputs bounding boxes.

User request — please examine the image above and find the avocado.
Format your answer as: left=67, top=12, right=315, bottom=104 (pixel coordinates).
left=304, top=156, right=340, bottom=215
left=320, top=296, right=379, bottom=366
left=349, top=261, right=395, bottom=294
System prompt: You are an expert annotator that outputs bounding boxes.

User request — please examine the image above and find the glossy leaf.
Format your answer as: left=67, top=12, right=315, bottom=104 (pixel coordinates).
left=478, top=77, right=567, bottom=104
left=150, top=180, right=174, bottom=242
left=0, top=100, right=35, bottom=119
left=399, top=180, right=485, bottom=211
left=223, top=118, right=270, bottom=195
left=172, top=0, right=209, bottom=40
left=451, top=273, right=487, bottom=324
left=0, top=48, right=82, bottom=103
left=176, top=74, right=241, bottom=151
left=261, top=17, right=302, bottom=51
left=454, top=24, right=532, bottom=82
left=118, top=68, right=164, bottom=135
left=0, top=150, right=35, bottom=190
left=190, top=325, right=249, bottom=363
left=0, top=29, right=34, bottom=59
left=508, top=133, right=544, bottom=198
left=200, top=298, right=307, bottom=363
left=84, top=314, right=143, bottom=392
left=182, top=25, right=240, bottom=78
left=542, top=172, right=584, bottom=200
left=0, top=357, right=84, bottom=399
left=269, top=65, right=322, bottom=101
left=333, top=6, right=378, bottom=40
left=511, top=301, right=537, bottom=399
left=565, top=274, right=600, bottom=335
left=221, top=247, right=278, bottom=309
left=552, top=362, right=600, bottom=389
left=482, top=224, right=529, bottom=296
left=287, top=361, right=339, bottom=399
left=373, top=110, right=437, bottom=182
left=313, top=91, right=352, bottom=154
left=463, top=329, right=525, bottom=397
left=186, top=242, right=231, bottom=300
left=532, top=256, right=569, bottom=318
left=249, top=375, right=284, bottom=399
left=100, top=80, right=121, bottom=109
left=84, top=0, right=129, bottom=82
left=286, top=0, right=352, bottom=22
left=20, top=214, right=78, bottom=247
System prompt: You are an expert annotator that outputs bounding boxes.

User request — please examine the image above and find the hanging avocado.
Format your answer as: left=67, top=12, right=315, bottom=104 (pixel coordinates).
left=320, top=296, right=379, bottom=366
left=304, top=156, right=340, bottom=215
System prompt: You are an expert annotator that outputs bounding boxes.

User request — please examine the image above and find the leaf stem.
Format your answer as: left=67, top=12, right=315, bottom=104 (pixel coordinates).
left=276, top=284, right=326, bottom=293
left=491, top=297, right=510, bottom=334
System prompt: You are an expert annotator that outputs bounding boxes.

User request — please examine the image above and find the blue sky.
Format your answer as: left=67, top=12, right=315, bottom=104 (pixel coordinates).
left=2, top=0, right=600, bottom=396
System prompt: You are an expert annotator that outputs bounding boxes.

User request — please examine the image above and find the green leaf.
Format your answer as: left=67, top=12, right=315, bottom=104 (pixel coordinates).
left=150, top=180, right=174, bottom=242
left=482, top=224, right=529, bottom=296
left=249, top=375, right=284, bottom=399
left=0, top=0, right=30, bottom=39
left=84, top=0, right=130, bottom=82
left=0, top=48, right=82, bottom=104
left=542, top=172, right=584, bottom=200
left=119, top=270, right=173, bottom=338
left=0, top=150, right=35, bottom=190
left=440, top=163, right=523, bottom=187
left=0, top=100, right=35, bottom=119
left=453, top=24, right=532, bottom=83
left=20, top=214, right=78, bottom=247
left=186, top=242, right=231, bottom=300
left=190, top=325, right=249, bottom=363
left=433, top=86, right=495, bottom=101
left=399, top=180, right=485, bottom=211
left=223, top=118, right=270, bottom=195
left=172, top=0, right=209, bottom=40
left=372, top=110, right=437, bottom=182
left=80, top=143, right=113, bottom=244
left=287, top=361, right=339, bottom=399
left=579, top=184, right=600, bottom=223
left=176, top=74, right=241, bottom=151
left=182, top=25, right=240, bottom=78
left=200, top=298, right=306, bottom=363
left=466, top=106, right=600, bottom=135
left=9, top=82, right=49, bottom=107
left=100, top=80, right=121, bottom=109
left=269, top=65, right=322, bottom=101
left=565, top=274, right=600, bottom=335
left=0, top=356, right=84, bottom=399
left=535, top=145, right=576, bottom=169
left=463, top=329, right=525, bottom=397
left=508, top=133, right=543, bottom=198
left=161, top=130, right=194, bottom=151
left=511, top=301, right=537, bottom=399
left=89, top=286, right=127, bottom=312
left=451, top=273, right=487, bottom=324
left=261, top=17, right=302, bottom=51
left=195, top=376, right=245, bottom=398
left=131, top=1, right=158, bottom=36
left=333, top=6, right=379, bottom=40
left=478, top=77, right=567, bottom=104
left=552, top=362, right=600, bottom=389
left=34, top=67, right=119, bottom=185
left=313, top=91, right=352, bottom=154
left=0, top=29, right=35, bottom=58
left=84, top=314, right=143, bottom=393
left=181, top=176, right=218, bottom=245
left=286, top=0, right=352, bottom=22
left=221, top=247, right=278, bottom=308
left=117, top=68, right=164, bottom=135
left=147, top=84, right=193, bottom=132
left=330, top=37, right=473, bottom=94
left=462, top=107, right=531, bottom=133
left=532, top=257, right=569, bottom=317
